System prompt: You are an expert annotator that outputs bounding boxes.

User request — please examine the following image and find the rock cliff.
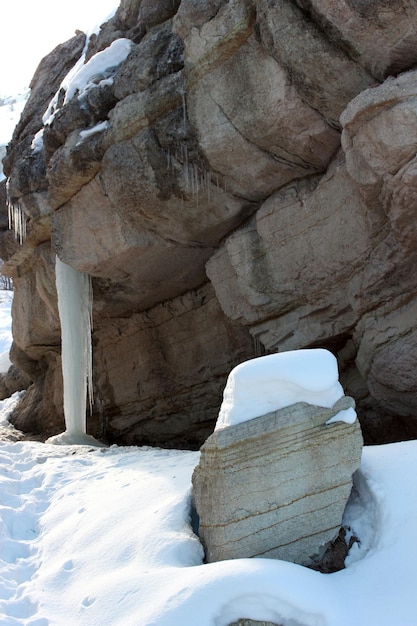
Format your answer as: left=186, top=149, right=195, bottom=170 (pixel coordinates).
left=2, top=0, right=417, bottom=446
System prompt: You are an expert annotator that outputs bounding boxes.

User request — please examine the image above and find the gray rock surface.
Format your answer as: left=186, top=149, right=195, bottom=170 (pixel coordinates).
left=1, top=0, right=417, bottom=445
left=193, top=396, right=363, bottom=565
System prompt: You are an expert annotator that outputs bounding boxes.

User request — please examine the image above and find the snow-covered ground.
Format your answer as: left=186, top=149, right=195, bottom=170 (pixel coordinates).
left=0, top=294, right=416, bottom=625
left=0, top=419, right=416, bottom=626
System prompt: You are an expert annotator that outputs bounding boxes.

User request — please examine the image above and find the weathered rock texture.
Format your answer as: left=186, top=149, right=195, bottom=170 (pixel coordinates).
left=1, top=0, right=417, bottom=445
left=193, top=396, right=362, bottom=565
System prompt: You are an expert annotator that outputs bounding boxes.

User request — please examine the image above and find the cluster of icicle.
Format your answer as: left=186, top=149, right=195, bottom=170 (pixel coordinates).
left=7, top=197, right=26, bottom=244
left=166, top=142, right=225, bottom=206
left=165, top=94, right=227, bottom=205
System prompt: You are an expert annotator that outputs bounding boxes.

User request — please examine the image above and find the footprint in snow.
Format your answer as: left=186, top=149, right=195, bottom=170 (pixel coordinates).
left=0, top=442, right=50, bottom=623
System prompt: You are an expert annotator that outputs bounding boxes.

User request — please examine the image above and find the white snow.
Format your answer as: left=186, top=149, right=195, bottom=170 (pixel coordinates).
left=0, top=301, right=416, bottom=625
left=43, top=38, right=133, bottom=125
left=216, top=348, right=345, bottom=429
left=326, top=407, right=357, bottom=425
left=0, top=429, right=416, bottom=625
left=31, top=129, right=44, bottom=153
left=60, top=38, right=132, bottom=104
left=76, top=120, right=109, bottom=145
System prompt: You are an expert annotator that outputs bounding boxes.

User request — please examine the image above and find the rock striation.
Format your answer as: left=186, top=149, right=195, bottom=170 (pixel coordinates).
left=1, top=0, right=417, bottom=445
left=193, top=396, right=362, bottom=565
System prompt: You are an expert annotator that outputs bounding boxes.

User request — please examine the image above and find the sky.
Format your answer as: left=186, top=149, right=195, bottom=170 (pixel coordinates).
left=0, top=0, right=119, bottom=96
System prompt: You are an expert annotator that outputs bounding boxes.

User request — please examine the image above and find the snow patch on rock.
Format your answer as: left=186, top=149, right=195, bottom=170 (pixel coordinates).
left=216, top=348, right=346, bottom=430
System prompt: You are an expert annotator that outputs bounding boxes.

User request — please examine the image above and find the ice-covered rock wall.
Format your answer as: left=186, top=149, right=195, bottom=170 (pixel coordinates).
left=1, top=0, right=417, bottom=446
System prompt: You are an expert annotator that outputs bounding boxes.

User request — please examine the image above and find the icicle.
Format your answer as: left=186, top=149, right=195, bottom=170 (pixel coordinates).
left=184, top=163, right=190, bottom=192
left=6, top=180, right=27, bottom=245
left=184, top=144, right=189, bottom=193
left=47, top=257, right=104, bottom=447
left=84, top=270, right=94, bottom=418
left=18, top=207, right=23, bottom=245
left=14, top=205, right=18, bottom=241
left=206, top=170, right=211, bottom=203
left=253, top=336, right=263, bottom=357
left=7, top=197, right=27, bottom=245
left=55, top=256, right=93, bottom=436
left=191, top=164, right=195, bottom=197
left=194, top=164, right=200, bottom=208
left=182, top=91, right=187, bottom=126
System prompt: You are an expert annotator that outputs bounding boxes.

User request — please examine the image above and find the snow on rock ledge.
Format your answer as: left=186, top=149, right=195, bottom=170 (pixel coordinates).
left=193, top=349, right=363, bottom=566
left=216, top=348, right=346, bottom=429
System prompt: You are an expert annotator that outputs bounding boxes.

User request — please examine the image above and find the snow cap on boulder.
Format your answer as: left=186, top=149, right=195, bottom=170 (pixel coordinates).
left=216, top=348, right=345, bottom=430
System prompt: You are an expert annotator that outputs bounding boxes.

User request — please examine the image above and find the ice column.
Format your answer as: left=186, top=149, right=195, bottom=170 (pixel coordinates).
left=55, top=255, right=93, bottom=437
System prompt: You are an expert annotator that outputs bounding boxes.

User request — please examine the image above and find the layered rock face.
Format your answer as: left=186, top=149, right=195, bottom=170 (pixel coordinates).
left=1, top=0, right=417, bottom=445
left=193, top=396, right=362, bottom=565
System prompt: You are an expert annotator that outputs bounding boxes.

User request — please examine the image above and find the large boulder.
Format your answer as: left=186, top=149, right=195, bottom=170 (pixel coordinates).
left=193, top=396, right=362, bottom=565
left=1, top=0, right=417, bottom=446
left=193, top=350, right=363, bottom=565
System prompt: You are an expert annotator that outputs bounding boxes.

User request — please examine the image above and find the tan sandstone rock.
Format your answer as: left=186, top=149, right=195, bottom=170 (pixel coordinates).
left=93, top=283, right=254, bottom=448
left=296, top=0, right=417, bottom=81
left=256, top=0, right=374, bottom=127
left=184, top=0, right=340, bottom=200
left=193, top=395, right=362, bottom=565
left=3, top=0, right=417, bottom=447
left=206, top=153, right=385, bottom=332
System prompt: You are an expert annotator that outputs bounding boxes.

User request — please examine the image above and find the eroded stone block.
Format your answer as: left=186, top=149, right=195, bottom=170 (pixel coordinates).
left=193, top=396, right=363, bottom=565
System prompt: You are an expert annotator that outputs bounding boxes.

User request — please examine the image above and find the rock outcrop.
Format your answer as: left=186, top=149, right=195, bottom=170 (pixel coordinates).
left=1, top=0, right=417, bottom=445
left=193, top=396, right=362, bottom=565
